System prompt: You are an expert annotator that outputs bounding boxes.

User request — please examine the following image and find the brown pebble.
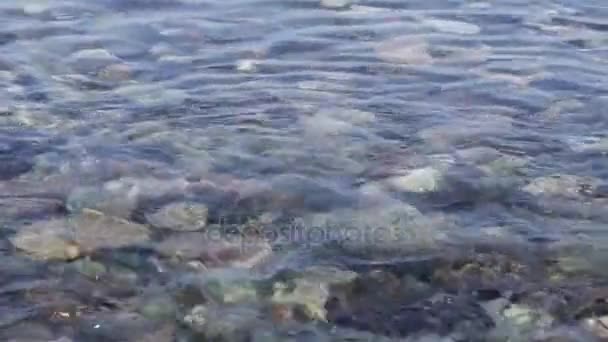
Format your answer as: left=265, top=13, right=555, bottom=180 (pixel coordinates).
left=270, top=303, right=293, bottom=323
left=98, top=63, right=132, bottom=82
left=64, top=243, right=81, bottom=261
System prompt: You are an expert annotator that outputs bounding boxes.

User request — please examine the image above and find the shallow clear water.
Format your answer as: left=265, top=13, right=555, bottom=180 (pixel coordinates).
left=1, top=0, right=608, bottom=340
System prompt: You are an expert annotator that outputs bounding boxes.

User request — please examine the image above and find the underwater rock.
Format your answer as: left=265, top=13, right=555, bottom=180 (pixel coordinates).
left=320, top=0, right=352, bottom=9
left=138, top=294, right=177, bottom=321
left=384, top=167, right=444, bottom=193
left=270, top=278, right=330, bottom=321
left=97, top=63, right=132, bottom=82
left=375, top=36, right=433, bottom=65
left=68, top=48, right=122, bottom=75
left=10, top=209, right=150, bottom=260
left=154, top=231, right=271, bottom=269
left=0, top=197, right=63, bottom=221
left=523, top=174, right=604, bottom=201
left=422, top=18, right=481, bottom=35
left=327, top=291, right=494, bottom=338
left=301, top=202, right=447, bottom=257
left=182, top=305, right=261, bottom=342
left=145, top=201, right=208, bottom=231
left=66, top=185, right=138, bottom=219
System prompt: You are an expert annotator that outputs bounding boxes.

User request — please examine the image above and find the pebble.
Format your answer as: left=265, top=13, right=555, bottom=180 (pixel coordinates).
left=72, top=258, right=107, bottom=279
left=385, top=167, right=444, bottom=193
left=145, top=201, right=208, bottom=231
left=70, top=49, right=116, bottom=61
left=138, top=295, right=177, bottom=321
left=418, top=115, right=513, bottom=150
left=320, top=0, right=351, bottom=9
left=182, top=305, right=260, bottom=341
left=114, top=83, right=188, bottom=107
left=499, top=304, right=554, bottom=338
left=302, top=202, right=446, bottom=256
left=236, top=59, right=259, bottom=73
left=193, top=268, right=260, bottom=304
left=0, top=197, right=63, bottom=220
left=10, top=209, right=150, bottom=260
left=271, top=278, right=330, bottom=321
left=66, top=184, right=138, bottom=219
left=375, top=36, right=433, bottom=65
left=155, top=231, right=272, bottom=269
left=23, top=3, right=51, bottom=15
left=523, top=174, right=603, bottom=200
left=68, top=48, right=121, bottom=74
left=423, top=18, right=481, bottom=35
left=455, top=146, right=503, bottom=165
left=582, top=316, right=608, bottom=339
left=571, top=138, right=608, bottom=154
left=97, top=63, right=132, bottom=82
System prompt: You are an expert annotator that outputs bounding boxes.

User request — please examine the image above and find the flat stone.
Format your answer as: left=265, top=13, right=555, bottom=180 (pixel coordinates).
left=423, top=18, right=481, bottom=35
left=455, top=147, right=503, bottom=165
left=523, top=174, right=603, bottom=200
left=385, top=167, right=444, bottom=193
left=183, top=305, right=260, bottom=341
left=573, top=138, right=608, bottom=154
left=66, top=185, right=138, bottom=219
left=271, top=278, right=330, bottom=321
left=320, top=0, right=351, bottom=9
left=0, top=197, right=63, bottom=220
left=582, top=316, right=608, bottom=339
left=114, top=83, right=188, bottom=107
left=197, top=269, right=259, bottom=304
left=70, top=48, right=117, bottom=61
left=236, top=59, right=259, bottom=73
left=418, top=115, right=513, bottom=150
left=69, top=48, right=122, bottom=74
left=145, top=201, right=208, bottom=231
left=10, top=209, right=151, bottom=260
left=97, top=63, right=132, bottom=82
left=301, top=202, right=447, bottom=256
left=155, top=231, right=271, bottom=269
left=376, top=36, right=433, bottom=65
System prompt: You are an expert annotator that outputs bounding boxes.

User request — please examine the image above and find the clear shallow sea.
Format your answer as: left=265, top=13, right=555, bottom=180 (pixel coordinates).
left=1, top=0, right=608, bottom=340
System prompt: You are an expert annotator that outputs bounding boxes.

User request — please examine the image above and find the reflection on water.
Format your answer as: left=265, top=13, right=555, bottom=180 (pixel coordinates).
left=1, top=0, right=608, bottom=340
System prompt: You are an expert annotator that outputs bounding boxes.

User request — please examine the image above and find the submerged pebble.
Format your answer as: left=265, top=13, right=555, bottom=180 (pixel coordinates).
left=97, top=63, right=132, bottom=82
left=145, top=201, right=208, bottom=231
left=320, top=0, right=351, bottom=9
left=375, top=36, right=433, bottom=65
left=10, top=209, right=150, bottom=260
left=0, top=197, right=63, bottom=221
left=423, top=18, right=482, bottom=35
left=66, top=184, right=138, bottom=219
left=182, top=305, right=261, bottom=341
left=155, top=231, right=272, bottom=269
left=385, top=167, right=444, bottom=193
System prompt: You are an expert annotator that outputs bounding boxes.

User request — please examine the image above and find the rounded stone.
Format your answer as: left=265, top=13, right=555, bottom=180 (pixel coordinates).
left=423, top=18, right=481, bottom=35
left=320, top=0, right=351, bottom=9
left=376, top=36, right=433, bottom=65
left=155, top=231, right=272, bottom=269
left=385, top=167, right=444, bottom=193
left=97, top=63, right=132, bottom=82
left=10, top=209, right=150, bottom=261
left=145, top=201, right=208, bottom=231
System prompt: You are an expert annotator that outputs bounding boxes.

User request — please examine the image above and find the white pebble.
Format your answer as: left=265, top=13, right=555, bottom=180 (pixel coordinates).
left=423, top=18, right=481, bottom=35
left=320, top=0, right=351, bottom=9
left=376, top=36, right=433, bottom=65
left=236, top=59, right=258, bottom=72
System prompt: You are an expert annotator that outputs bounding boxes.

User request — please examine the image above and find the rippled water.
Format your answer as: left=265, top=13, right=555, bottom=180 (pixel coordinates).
left=1, top=0, right=608, bottom=340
